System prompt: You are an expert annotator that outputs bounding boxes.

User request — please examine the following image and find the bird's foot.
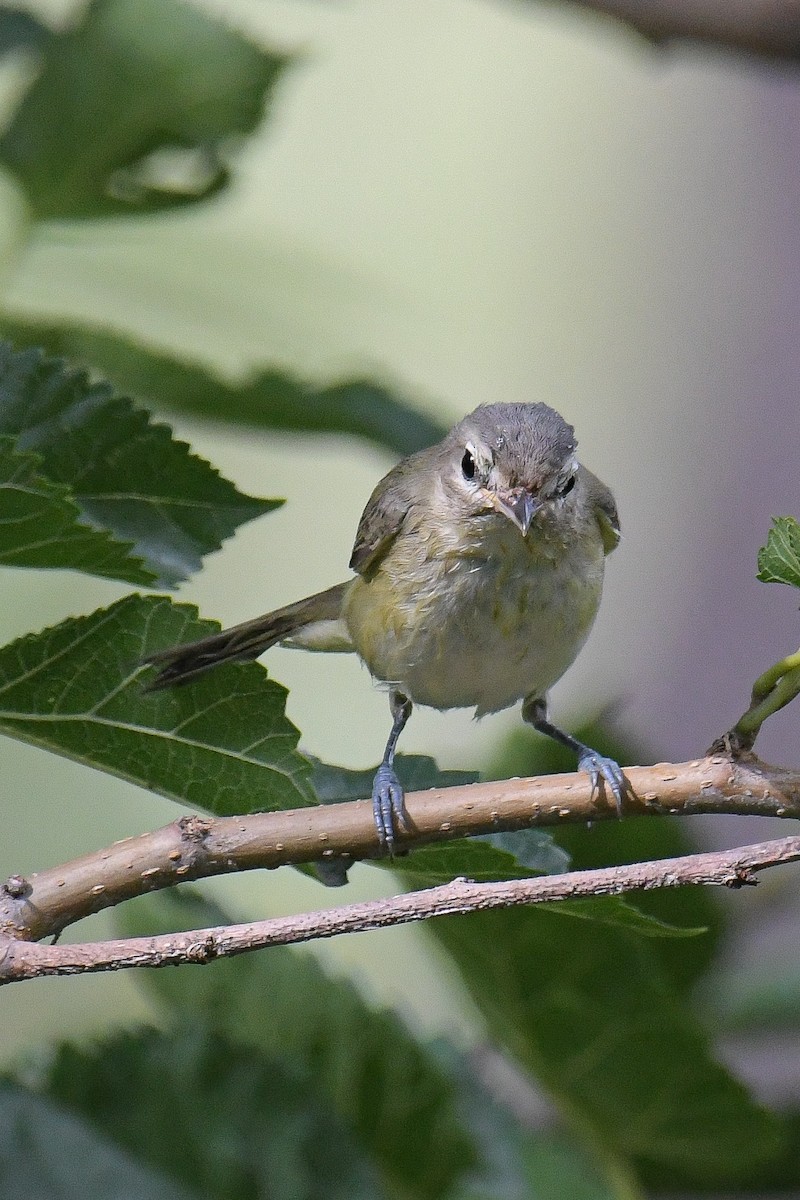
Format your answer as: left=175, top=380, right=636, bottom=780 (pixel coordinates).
left=577, top=749, right=627, bottom=816
left=371, top=763, right=408, bottom=854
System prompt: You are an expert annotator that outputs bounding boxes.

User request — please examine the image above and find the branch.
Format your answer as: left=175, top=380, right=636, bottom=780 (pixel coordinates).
left=561, top=0, right=800, bottom=61
left=2, top=752, right=799, bottom=947
left=2, top=833, right=799, bottom=984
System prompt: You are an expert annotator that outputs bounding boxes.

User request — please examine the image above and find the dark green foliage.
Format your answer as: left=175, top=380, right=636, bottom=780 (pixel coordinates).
left=43, top=1030, right=385, bottom=1200
left=0, top=10, right=50, bottom=56
left=0, top=1083, right=193, bottom=1200
left=117, top=891, right=484, bottom=1200
left=432, top=904, right=781, bottom=1187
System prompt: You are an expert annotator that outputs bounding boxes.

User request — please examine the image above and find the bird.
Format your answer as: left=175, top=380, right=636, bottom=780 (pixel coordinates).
left=145, top=402, right=625, bottom=852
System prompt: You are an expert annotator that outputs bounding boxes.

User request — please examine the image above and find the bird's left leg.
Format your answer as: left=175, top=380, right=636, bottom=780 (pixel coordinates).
left=521, top=695, right=627, bottom=815
left=372, top=689, right=413, bottom=852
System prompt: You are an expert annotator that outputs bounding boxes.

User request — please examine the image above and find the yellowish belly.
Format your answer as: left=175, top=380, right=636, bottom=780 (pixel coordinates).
left=343, top=530, right=605, bottom=715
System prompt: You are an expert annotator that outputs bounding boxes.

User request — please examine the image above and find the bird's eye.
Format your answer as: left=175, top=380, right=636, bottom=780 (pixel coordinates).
left=461, top=449, right=476, bottom=480
left=558, top=475, right=576, bottom=497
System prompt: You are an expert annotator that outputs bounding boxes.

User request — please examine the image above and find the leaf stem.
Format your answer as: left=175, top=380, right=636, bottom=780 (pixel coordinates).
left=730, top=649, right=800, bottom=747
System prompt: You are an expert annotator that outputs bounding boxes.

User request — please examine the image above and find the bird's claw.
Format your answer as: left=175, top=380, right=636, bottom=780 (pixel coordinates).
left=577, top=750, right=627, bottom=816
left=371, top=764, right=408, bottom=853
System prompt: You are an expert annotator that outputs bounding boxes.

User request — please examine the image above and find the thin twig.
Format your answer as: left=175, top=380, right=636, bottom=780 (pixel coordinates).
left=2, top=753, right=800, bottom=950
left=2, top=833, right=799, bottom=984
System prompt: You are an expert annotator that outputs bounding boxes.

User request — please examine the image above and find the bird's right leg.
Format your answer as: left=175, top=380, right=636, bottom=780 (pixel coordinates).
left=522, top=695, right=627, bottom=815
left=372, top=689, right=413, bottom=853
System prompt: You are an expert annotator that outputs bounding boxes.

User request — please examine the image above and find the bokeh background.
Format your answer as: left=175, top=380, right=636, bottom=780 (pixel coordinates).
left=2, top=0, right=800, bottom=1105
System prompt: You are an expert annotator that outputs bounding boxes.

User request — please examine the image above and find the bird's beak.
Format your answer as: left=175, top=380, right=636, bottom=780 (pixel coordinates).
left=490, top=488, right=540, bottom=536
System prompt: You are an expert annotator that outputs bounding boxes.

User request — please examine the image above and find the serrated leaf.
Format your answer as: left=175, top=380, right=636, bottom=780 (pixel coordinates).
left=0, top=342, right=277, bottom=585
left=0, top=438, right=153, bottom=581
left=757, top=517, right=800, bottom=589
left=0, top=0, right=289, bottom=220
left=39, top=1029, right=385, bottom=1200
left=0, top=320, right=447, bottom=456
left=0, top=1083, right=193, bottom=1200
left=118, top=890, right=480, bottom=1200
left=432, top=905, right=782, bottom=1186
left=0, top=594, right=315, bottom=814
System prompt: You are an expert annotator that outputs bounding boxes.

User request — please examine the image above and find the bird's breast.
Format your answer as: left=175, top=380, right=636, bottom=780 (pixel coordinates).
left=343, top=518, right=606, bottom=714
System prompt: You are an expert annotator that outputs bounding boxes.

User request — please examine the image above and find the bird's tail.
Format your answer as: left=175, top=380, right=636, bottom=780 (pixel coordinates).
left=143, top=582, right=350, bottom=690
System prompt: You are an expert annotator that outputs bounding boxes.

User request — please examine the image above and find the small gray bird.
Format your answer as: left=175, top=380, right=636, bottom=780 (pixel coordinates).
left=146, top=402, right=624, bottom=850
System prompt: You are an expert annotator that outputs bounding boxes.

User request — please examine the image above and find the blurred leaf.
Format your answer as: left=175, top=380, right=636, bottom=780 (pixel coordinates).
left=488, top=720, right=723, bottom=991
left=430, top=1042, right=550, bottom=1200
left=0, top=1082, right=193, bottom=1200
left=0, top=342, right=277, bottom=586
left=0, top=594, right=315, bottom=813
left=757, top=516, right=800, bottom=589
left=432, top=905, right=782, bottom=1188
left=0, top=10, right=50, bottom=56
left=0, top=319, right=447, bottom=456
left=0, top=439, right=154, bottom=581
left=40, top=1028, right=385, bottom=1200
left=119, top=890, right=481, bottom=1200
left=520, top=1136, right=618, bottom=1200
left=704, top=961, right=800, bottom=1033
left=0, top=0, right=289, bottom=220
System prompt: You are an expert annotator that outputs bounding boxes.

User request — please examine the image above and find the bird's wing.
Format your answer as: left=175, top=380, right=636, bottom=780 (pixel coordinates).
left=349, top=462, right=412, bottom=578
left=349, top=487, right=409, bottom=577
left=582, top=467, right=621, bottom=554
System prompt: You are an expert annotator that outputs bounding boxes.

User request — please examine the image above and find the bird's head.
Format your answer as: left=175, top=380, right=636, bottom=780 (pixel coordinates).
left=443, top=402, right=579, bottom=535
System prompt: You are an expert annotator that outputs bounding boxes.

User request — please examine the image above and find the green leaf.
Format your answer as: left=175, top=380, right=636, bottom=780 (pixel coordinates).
left=39, top=1029, right=385, bottom=1200
left=432, top=905, right=782, bottom=1188
left=398, top=834, right=567, bottom=886
left=0, top=594, right=315, bottom=814
left=757, top=516, right=800, bottom=589
left=0, top=319, right=447, bottom=456
left=398, top=830, right=566, bottom=888
left=0, top=1083, right=193, bottom=1200
left=0, top=438, right=154, bottom=581
left=119, top=890, right=481, bottom=1200
left=0, top=0, right=289, bottom=220
left=0, top=342, right=277, bottom=585
left=310, top=753, right=478, bottom=803
left=399, top=836, right=700, bottom=938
